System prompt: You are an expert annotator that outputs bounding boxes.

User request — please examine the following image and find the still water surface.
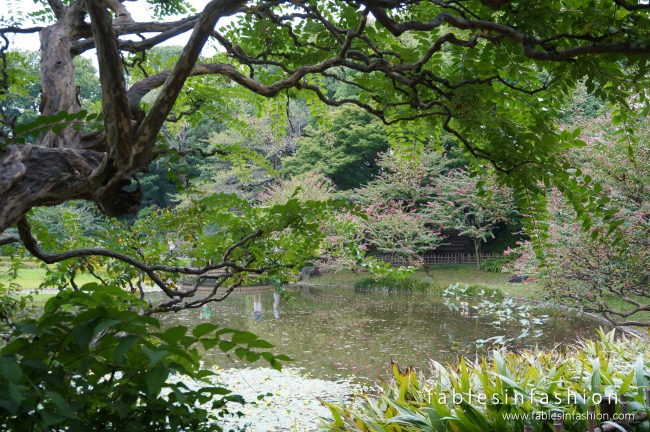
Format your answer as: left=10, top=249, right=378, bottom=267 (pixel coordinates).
left=161, top=287, right=604, bottom=382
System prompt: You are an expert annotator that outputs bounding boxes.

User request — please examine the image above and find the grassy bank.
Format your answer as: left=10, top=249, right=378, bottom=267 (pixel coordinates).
left=314, top=265, right=539, bottom=299
left=314, top=266, right=650, bottom=326
left=0, top=264, right=99, bottom=289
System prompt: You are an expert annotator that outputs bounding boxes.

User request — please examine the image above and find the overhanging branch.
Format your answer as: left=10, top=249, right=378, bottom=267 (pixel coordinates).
left=14, top=216, right=269, bottom=304
left=16, top=216, right=175, bottom=296
left=362, top=2, right=650, bottom=60
left=0, top=235, right=20, bottom=247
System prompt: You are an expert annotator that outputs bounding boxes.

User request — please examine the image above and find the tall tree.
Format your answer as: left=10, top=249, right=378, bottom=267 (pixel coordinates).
left=429, top=168, right=515, bottom=269
left=283, top=106, right=390, bottom=190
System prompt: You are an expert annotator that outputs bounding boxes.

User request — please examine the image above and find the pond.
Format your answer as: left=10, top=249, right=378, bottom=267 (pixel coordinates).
left=161, top=286, right=605, bottom=383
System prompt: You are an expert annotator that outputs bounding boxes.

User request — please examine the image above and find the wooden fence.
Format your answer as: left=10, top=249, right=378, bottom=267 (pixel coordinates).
left=376, top=253, right=494, bottom=266
left=523, top=389, right=650, bottom=432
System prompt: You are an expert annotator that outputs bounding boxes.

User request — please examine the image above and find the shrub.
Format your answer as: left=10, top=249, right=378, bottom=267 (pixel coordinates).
left=0, top=284, right=288, bottom=431
left=354, top=278, right=503, bottom=299
left=354, top=276, right=442, bottom=292
left=322, top=330, right=650, bottom=432
left=480, top=252, right=521, bottom=273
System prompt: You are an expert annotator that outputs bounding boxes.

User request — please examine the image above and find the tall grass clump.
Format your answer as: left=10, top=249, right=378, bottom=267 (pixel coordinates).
left=354, top=276, right=438, bottom=292
left=322, top=329, right=650, bottom=432
left=355, top=277, right=503, bottom=299
left=480, top=253, right=520, bottom=273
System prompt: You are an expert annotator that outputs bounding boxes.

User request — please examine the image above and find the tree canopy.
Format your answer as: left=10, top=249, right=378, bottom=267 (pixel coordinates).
left=1, top=1, right=650, bottom=426
left=283, top=106, right=390, bottom=190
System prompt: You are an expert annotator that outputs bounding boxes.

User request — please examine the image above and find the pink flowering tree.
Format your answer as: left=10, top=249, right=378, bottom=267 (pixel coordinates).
left=353, top=150, right=517, bottom=271
left=501, top=241, right=538, bottom=275
left=351, top=151, right=448, bottom=273
left=535, top=113, right=650, bottom=327
left=426, top=167, right=516, bottom=270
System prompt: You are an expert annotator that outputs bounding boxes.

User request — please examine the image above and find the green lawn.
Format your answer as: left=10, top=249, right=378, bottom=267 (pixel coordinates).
left=315, top=266, right=650, bottom=325
left=0, top=265, right=99, bottom=290
left=315, top=265, right=540, bottom=299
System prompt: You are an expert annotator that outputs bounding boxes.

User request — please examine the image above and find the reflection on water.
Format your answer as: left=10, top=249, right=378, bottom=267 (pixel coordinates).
left=160, top=287, right=604, bottom=382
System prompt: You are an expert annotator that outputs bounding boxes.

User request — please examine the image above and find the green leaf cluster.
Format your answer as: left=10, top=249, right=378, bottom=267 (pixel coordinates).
left=2, top=110, right=103, bottom=147
left=283, top=106, right=391, bottom=190
left=0, top=283, right=286, bottom=431
left=323, top=330, right=650, bottom=432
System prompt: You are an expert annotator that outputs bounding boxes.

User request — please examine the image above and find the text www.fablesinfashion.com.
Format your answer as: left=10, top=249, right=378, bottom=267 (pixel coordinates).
left=501, top=412, right=635, bottom=422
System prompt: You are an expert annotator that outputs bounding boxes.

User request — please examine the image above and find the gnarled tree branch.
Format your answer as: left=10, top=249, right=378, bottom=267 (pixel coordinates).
left=86, top=0, right=133, bottom=169
left=0, top=235, right=20, bottom=247
left=134, top=0, right=246, bottom=156
left=14, top=216, right=269, bottom=307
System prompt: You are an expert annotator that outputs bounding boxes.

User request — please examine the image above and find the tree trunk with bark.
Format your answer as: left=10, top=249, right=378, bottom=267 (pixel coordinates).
left=0, top=0, right=244, bottom=235
left=473, top=238, right=481, bottom=270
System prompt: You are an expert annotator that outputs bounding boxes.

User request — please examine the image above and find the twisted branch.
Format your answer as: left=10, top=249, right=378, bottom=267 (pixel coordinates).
left=15, top=216, right=269, bottom=306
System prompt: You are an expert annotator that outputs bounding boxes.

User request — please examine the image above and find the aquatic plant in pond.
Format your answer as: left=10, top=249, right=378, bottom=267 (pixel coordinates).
left=442, top=282, right=503, bottom=299
left=443, top=284, right=549, bottom=348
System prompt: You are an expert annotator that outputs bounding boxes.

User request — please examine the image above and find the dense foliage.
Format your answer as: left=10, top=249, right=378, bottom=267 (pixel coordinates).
left=1, top=0, right=650, bottom=429
left=429, top=168, right=515, bottom=268
left=3, top=0, right=650, bottom=244
left=530, top=114, right=650, bottom=327
left=323, top=330, right=650, bottom=432
left=259, top=171, right=362, bottom=271
left=283, top=107, right=390, bottom=190
left=351, top=151, right=448, bottom=265
left=352, top=150, right=516, bottom=268
left=0, top=284, right=288, bottom=430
